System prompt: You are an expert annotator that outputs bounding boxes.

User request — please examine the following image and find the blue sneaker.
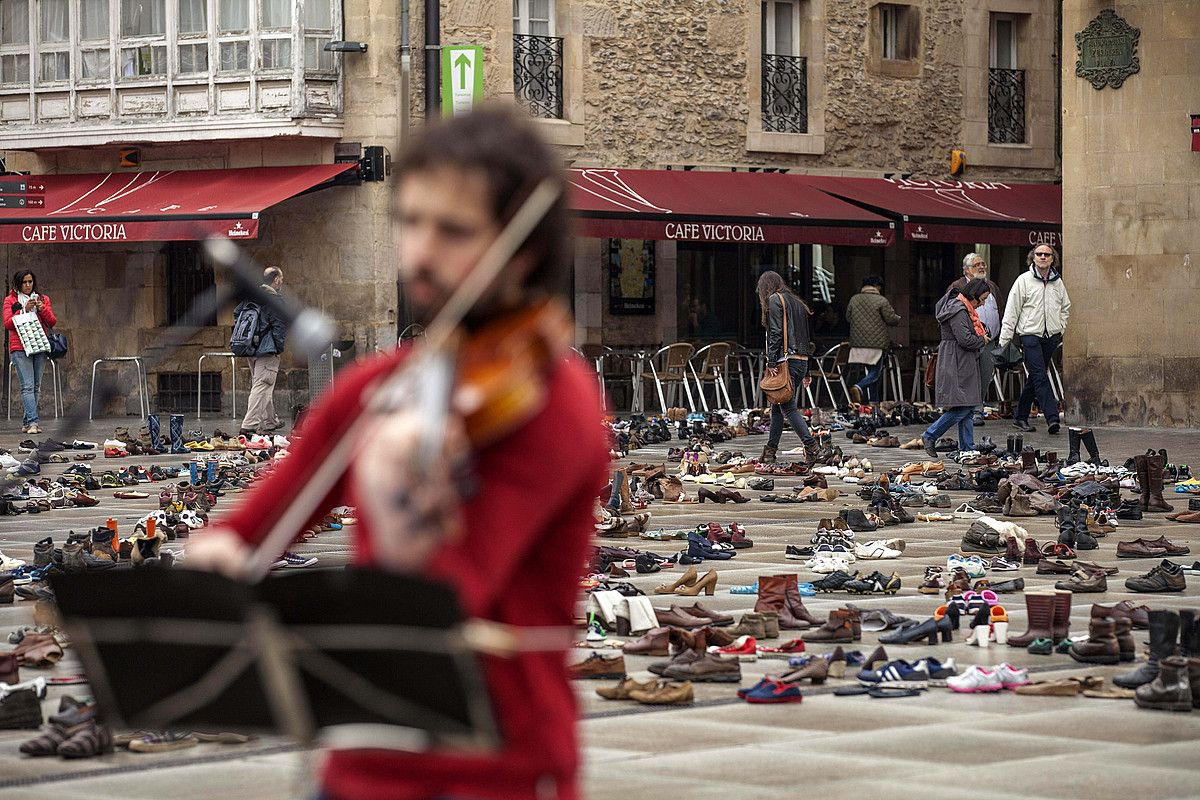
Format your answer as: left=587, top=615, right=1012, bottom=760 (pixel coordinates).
left=796, top=582, right=816, bottom=597
left=743, top=678, right=804, bottom=704
left=857, top=660, right=930, bottom=689
left=913, top=657, right=958, bottom=685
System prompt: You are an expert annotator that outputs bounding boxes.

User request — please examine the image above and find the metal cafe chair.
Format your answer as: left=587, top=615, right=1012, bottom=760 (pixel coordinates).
left=642, top=342, right=696, bottom=413
left=89, top=356, right=149, bottom=421
left=811, top=343, right=853, bottom=409
left=728, top=347, right=764, bottom=408
left=576, top=343, right=609, bottom=410
left=688, top=342, right=734, bottom=411
left=910, top=346, right=935, bottom=404
left=879, top=347, right=905, bottom=403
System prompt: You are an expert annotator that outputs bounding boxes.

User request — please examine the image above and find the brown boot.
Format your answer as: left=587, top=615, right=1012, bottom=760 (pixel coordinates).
left=1069, top=617, right=1120, bottom=664
left=801, top=609, right=855, bottom=643
left=755, top=575, right=807, bottom=630
left=761, top=445, right=778, bottom=463
left=760, top=611, right=780, bottom=639
left=1144, top=454, right=1174, bottom=512
left=1007, top=591, right=1056, bottom=647
left=1021, top=450, right=1037, bottom=474
left=701, top=625, right=736, bottom=648
left=725, top=613, right=766, bottom=640
left=779, top=573, right=821, bottom=628
left=1115, top=617, right=1136, bottom=662
left=1134, top=656, right=1193, bottom=711
left=1051, top=590, right=1073, bottom=643
left=618, top=468, right=636, bottom=513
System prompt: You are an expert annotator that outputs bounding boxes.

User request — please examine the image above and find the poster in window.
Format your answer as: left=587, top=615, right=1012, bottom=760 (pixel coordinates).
left=608, top=239, right=655, bottom=315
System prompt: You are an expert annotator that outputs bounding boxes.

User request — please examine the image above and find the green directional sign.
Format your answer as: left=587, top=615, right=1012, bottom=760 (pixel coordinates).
left=441, top=45, right=484, bottom=117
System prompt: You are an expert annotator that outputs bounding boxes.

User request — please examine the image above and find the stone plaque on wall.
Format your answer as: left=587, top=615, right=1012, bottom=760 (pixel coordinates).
left=1075, top=9, right=1140, bottom=90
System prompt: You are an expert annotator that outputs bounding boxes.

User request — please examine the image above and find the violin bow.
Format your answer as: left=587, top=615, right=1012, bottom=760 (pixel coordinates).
left=236, top=179, right=562, bottom=581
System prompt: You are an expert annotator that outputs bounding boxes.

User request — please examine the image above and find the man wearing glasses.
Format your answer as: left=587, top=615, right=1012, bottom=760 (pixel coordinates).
left=998, top=245, right=1070, bottom=434
left=948, top=253, right=1002, bottom=428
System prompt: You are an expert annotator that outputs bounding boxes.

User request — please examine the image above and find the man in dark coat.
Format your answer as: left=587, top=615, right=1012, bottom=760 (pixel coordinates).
left=921, top=278, right=990, bottom=458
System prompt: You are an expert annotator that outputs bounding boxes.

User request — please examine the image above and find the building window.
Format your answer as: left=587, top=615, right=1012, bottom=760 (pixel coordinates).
left=165, top=242, right=217, bottom=326
left=0, top=0, right=338, bottom=96
left=878, top=3, right=917, bottom=61
left=988, top=13, right=1025, bottom=144
left=761, top=0, right=806, bottom=133
left=513, top=0, right=560, bottom=119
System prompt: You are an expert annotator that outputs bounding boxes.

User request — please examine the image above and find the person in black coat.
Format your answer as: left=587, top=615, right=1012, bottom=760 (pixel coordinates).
left=921, top=278, right=990, bottom=458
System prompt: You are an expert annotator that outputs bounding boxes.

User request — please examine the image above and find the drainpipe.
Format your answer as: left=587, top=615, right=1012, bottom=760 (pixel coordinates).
left=399, top=0, right=410, bottom=149
left=424, top=0, right=440, bottom=117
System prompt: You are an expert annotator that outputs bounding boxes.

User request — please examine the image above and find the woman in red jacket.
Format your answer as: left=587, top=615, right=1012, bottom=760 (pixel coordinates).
left=3, top=270, right=57, bottom=434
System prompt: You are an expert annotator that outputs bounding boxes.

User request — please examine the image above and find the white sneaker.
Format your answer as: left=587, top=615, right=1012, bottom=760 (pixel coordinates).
left=0, top=550, right=26, bottom=571
left=854, top=541, right=902, bottom=560
left=946, top=665, right=1004, bottom=693
left=994, top=663, right=1030, bottom=689
left=0, top=453, right=19, bottom=470
left=0, top=675, right=46, bottom=701
left=272, top=435, right=290, bottom=448
left=805, top=556, right=851, bottom=574
left=102, top=438, right=127, bottom=449
left=23, top=483, right=47, bottom=499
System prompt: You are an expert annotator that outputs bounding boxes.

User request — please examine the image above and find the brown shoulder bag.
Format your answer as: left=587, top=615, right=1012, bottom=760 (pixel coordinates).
left=759, top=294, right=795, bottom=405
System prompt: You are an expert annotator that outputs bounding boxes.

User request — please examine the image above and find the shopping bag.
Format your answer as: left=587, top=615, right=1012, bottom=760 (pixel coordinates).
left=12, top=311, right=50, bottom=355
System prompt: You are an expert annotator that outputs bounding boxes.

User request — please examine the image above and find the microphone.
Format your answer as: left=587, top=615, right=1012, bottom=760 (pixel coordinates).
left=203, top=237, right=336, bottom=360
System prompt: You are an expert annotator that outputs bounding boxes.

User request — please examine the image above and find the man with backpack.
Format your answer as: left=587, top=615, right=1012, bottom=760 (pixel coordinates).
left=232, top=266, right=288, bottom=436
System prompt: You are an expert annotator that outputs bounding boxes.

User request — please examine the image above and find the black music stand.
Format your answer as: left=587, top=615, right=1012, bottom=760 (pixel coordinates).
left=49, top=568, right=500, bottom=753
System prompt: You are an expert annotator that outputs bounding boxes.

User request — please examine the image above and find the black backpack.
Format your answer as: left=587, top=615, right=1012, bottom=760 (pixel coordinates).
left=229, top=301, right=264, bottom=356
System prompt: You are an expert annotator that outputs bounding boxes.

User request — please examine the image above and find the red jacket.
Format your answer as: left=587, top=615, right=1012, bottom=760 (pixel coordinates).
left=216, top=347, right=609, bottom=800
left=3, top=291, right=57, bottom=353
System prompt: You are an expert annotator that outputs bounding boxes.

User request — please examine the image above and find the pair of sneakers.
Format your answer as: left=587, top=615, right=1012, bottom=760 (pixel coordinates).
left=946, top=663, right=1029, bottom=693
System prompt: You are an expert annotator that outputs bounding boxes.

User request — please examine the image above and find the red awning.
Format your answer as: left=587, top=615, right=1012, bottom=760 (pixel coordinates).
left=806, top=176, right=1062, bottom=247
left=0, top=164, right=357, bottom=244
left=568, top=168, right=896, bottom=246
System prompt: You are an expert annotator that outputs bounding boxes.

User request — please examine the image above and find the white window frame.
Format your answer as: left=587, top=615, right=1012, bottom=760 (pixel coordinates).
left=989, top=13, right=1016, bottom=70
left=761, top=0, right=800, bottom=57
left=513, top=0, right=553, bottom=37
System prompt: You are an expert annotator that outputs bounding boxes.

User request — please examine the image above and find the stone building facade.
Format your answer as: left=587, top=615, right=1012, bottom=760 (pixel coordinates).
left=1061, top=0, right=1200, bottom=427
left=0, top=0, right=1061, bottom=418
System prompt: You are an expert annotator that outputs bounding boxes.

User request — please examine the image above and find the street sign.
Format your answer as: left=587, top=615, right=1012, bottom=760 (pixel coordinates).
left=441, top=45, right=483, bottom=117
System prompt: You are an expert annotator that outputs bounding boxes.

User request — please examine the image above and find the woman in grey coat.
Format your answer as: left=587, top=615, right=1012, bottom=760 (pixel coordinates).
left=921, top=278, right=990, bottom=458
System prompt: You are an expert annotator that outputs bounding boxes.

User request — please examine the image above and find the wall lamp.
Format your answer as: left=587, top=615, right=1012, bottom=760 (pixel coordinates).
left=324, top=41, right=368, bottom=53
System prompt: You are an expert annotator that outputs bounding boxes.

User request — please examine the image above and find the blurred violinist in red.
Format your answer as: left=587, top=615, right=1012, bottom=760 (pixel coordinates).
left=188, top=104, right=609, bottom=800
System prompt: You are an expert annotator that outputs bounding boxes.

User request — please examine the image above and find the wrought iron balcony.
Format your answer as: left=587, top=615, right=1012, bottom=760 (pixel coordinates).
left=762, top=54, right=808, bottom=134
left=513, top=34, right=563, bottom=119
left=988, top=67, right=1026, bottom=144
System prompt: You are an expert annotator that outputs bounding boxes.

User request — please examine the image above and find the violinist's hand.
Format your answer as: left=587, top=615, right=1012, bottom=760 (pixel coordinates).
left=353, top=410, right=466, bottom=573
left=185, top=528, right=251, bottom=579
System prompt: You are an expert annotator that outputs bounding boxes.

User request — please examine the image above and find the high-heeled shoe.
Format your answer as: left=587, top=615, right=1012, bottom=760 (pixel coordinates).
left=697, top=487, right=725, bottom=504
left=780, top=656, right=828, bottom=684
left=964, top=607, right=991, bottom=647
left=653, top=565, right=698, bottom=594
left=717, top=488, right=750, bottom=504
left=826, top=645, right=847, bottom=678
left=878, top=614, right=953, bottom=645
left=675, top=569, right=718, bottom=596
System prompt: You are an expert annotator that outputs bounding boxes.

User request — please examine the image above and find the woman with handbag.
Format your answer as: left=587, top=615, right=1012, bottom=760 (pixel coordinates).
left=756, top=271, right=818, bottom=463
left=3, top=271, right=56, bottom=434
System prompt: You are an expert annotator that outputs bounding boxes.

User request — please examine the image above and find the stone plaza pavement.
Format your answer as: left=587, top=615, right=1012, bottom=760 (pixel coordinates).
left=1, top=417, right=1199, bottom=799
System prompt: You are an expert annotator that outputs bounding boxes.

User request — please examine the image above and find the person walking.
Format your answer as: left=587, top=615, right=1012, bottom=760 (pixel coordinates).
left=237, top=267, right=288, bottom=436
left=947, top=253, right=1003, bottom=425
left=921, top=279, right=990, bottom=458
left=998, top=245, right=1070, bottom=434
left=756, top=270, right=818, bottom=463
left=845, top=276, right=901, bottom=404
left=3, top=271, right=56, bottom=435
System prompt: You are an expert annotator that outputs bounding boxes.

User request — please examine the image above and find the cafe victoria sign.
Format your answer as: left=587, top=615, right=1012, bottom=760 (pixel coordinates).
left=1075, top=9, right=1140, bottom=90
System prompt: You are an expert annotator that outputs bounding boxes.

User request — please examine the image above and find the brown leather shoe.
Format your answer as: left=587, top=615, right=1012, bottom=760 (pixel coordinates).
left=662, top=652, right=741, bottom=682
left=596, top=677, right=657, bottom=700
left=1055, top=569, right=1108, bottom=593
left=1036, top=559, right=1075, bottom=575
left=653, top=606, right=709, bottom=628
left=622, top=627, right=670, bottom=656
left=628, top=680, right=695, bottom=705
left=1069, top=617, right=1120, bottom=664
left=779, top=655, right=828, bottom=684
left=724, top=613, right=766, bottom=640
left=568, top=653, right=626, bottom=679
left=1142, top=536, right=1191, bottom=556
left=1117, top=539, right=1170, bottom=559
left=1074, top=560, right=1118, bottom=576
left=682, top=603, right=734, bottom=626
left=1091, top=600, right=1150, bottom=629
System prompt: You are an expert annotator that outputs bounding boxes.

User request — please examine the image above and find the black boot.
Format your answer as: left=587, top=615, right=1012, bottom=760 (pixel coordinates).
left=1080, top=428, right=1102, bottom=465
left=1006, top=434, right=1016, bottom=457
left=1066, top=427, right=1082, bottom=465
left=1073, top=509, right=1098, bottom=550
left=1056, top=506, right=1076, bottom=548
left=1180, top=609, right=1197, bottom=658
left=1114, top=610, right=1180, bottom=688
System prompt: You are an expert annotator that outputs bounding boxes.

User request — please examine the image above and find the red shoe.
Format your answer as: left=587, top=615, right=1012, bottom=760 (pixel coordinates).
left=711, top=635, right=757, bottom=662
left=757, top=639, right=806, bottom=658
left=727, top=523, right=754, bottom=549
